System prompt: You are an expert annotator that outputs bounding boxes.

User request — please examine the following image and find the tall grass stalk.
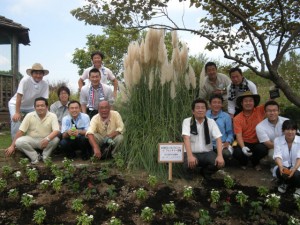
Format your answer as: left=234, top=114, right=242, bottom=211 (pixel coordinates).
left=118, top=29, right=197, bottom=177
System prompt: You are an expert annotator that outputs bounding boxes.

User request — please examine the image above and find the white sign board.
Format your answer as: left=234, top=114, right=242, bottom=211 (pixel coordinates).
left=158, top=143, right=184, bottom=163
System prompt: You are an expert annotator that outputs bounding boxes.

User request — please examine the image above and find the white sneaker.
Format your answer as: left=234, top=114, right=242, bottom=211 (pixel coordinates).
left=293, top=188, right=300, bottom=198
left=278, top=183, right=288, bottom=193
left=31, top=154, right=41, bottom=165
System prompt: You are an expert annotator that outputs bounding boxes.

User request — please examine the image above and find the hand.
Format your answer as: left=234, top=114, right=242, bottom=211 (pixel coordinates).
left=40, top=138, right=49, bottom=149
left=187, top=154, right=198, bottom=169
left=93, top=147, right=102, bottom=159
left=288, top=168, right=296, bottom=178
left=5, top=145, right=16, bottom=157
left=242, top=146, right=252, bottom=156
left=12, top=112, right=21, bottom=122
left=215, top=155, right=225, bottom=168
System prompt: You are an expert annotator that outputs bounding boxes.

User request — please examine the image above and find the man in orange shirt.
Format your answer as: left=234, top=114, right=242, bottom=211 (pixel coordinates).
left=233, top=91, right=268, bottom=171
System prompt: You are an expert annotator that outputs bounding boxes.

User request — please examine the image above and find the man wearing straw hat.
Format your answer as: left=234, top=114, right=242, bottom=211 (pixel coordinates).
left=233, top=91, right=268, bottom=171
left=8, top=63, right=49, bottom=140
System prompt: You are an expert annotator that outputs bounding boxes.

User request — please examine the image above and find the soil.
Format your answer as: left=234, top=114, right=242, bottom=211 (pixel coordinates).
left=0, top=153, right=299, bottom=225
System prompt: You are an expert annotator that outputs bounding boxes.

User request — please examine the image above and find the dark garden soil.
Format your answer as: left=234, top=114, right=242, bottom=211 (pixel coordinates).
left=0, top=158, right=299, bottom=225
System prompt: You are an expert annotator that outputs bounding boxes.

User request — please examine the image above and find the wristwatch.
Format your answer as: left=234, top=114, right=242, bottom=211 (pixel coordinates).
left=46, top=137, right=51, bottom=142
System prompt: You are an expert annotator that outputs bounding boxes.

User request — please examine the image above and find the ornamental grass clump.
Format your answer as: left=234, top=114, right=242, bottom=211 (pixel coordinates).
left=119, top=29, right=197, bottom=176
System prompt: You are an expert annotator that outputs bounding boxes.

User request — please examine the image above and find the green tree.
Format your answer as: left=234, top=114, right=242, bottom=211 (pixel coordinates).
left=71, top=0, right=300, bottom=106
left=71, top=26, right=140, bottom=78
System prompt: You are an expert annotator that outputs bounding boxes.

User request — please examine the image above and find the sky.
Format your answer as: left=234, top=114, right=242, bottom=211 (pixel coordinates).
left=0, top=0, right=225, bottom=92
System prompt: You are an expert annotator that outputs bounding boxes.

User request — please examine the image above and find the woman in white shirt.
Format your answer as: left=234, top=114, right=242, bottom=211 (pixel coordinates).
left=273, top=120, right=300, bottom=197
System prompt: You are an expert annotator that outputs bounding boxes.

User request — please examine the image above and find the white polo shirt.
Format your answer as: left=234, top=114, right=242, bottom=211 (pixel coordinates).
left=80, top=66, right=115, bottom=85
left=9, top=76, right=49, bottom=111
left=182, top=117, right=222, bottom=153
left=256, top=116, right=289, bottom=143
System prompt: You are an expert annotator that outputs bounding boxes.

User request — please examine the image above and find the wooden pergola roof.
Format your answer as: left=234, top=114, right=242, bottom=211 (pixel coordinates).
left=0, top=16, right=30, bottom=45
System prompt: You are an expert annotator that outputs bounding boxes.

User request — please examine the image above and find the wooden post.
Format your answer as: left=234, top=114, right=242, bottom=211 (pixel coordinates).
left=168, top=162, right=172, bottom=181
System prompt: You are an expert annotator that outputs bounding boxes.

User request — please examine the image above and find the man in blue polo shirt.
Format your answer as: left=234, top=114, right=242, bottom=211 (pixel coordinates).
left=60, top=100, right=92, bottom=160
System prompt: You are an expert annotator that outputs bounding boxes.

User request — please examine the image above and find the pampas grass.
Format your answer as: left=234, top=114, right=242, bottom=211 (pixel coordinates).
left=119, top=29, right=198, bottom=177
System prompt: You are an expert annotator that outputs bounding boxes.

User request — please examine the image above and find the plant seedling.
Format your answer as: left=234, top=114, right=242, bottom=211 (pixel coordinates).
left=106, top=200, right=120, bottom=213
left=76, top=211, right=94, bottom=225
left=72, top=198, right=84, bottom=212
left=0, top=178, right=7, bottom=192
left=235, top=191, right=248, bottom=207
left=162, top=201, right=175, bottom=216
left=198, top=209, right=211, bottom=225
left=135, top=187, right=148, bottom=201
left=21, top=193, right=34, bottom=208
left=108, top=216, right=122, bottom=225
left=1, top=165, right=13, bottom=177
left=183, top=186, right=193, bottom=199
left=147, top=175, right=158, bottom=188
left=210, top=189, right=220, bottom=204
left=141, top=207, right=155, bottom=222
left=33, top=207, right=46, bottom=224
left=224, top=175, right=235, bottom=189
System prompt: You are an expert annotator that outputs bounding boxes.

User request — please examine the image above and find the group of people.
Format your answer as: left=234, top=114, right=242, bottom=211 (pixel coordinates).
left=185, top=62, right=300, bottom=197
left=5, top=51, right=124, bottom=165
left=4, top=55, right=299, bottom=197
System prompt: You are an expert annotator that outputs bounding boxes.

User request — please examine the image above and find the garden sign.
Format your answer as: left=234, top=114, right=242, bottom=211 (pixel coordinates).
left=158, top=142, right=184, bottom=181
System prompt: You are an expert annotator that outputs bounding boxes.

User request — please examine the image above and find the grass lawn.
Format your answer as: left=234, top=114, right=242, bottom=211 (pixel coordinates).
left=0, top=130, right=11, bottom=149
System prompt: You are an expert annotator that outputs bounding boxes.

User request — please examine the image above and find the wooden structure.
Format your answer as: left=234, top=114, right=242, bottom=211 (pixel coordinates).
left=0, top=16, right=30, bottom=122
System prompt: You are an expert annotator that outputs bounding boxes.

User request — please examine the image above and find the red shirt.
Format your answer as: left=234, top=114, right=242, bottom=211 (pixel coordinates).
left=233, top=105, right=265, bottom=143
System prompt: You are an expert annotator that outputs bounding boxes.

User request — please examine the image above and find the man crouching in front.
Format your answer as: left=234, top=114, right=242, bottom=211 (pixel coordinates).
left=182, top=98, right=224, bottom=180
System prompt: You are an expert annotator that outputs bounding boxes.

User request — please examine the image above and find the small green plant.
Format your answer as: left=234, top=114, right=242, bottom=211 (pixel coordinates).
left=97, top=169, right=109, bottom=182
left=72, top=198, right=84, bottom=212
left=249, top=201, right=263, bottom=216
left=107, top=185, right=117, bottom=199
left=265, top=193, right=281, bottom=212
left=20, top=193, right=34, bottom=208
left=288, top=216, right=300, bottom=225
left=19, top=158, right=30, bottom=168
left=51, top=177, right=63, bottom=192
left=174, top=222, right=186, bottom=225
left=108, top=216, right=122, bottom=225
left=294, top=195, right=300, bottom=211
left=40, top=180, right=51, bottom=190
left=106, top=200, right=120, bottom=213
left=183, top=186, right=193, bottom=199
left=90, top=156, right=97, bottom=164
left=210, top=189, right=220, bottom=204
left=32, top=207, right=46, bottom=224
left=44, top=157, right=53, bottom=168
left=8, top=188, right=19, bottom=199
left=224, top=175, right=235, bottom=189
left=235, top=191, right=248, bottom=207
left=257, top=186, right=269, bottom=197
left=135, top=187, right=148, bottom=201
left=1, top=165, right=13, bottom=177
left=62, top=157, right=73, bottom=168
left=217, top=197, right=231, bottom=217
left=162, top=201, right=176, bottom=216
left=140, top=206, right=155, bottom=222
left=198, top=209, right=211, bottom=225
left=147, top=175, right=158, bottom=188
left=76, top=211, right=94, bottom=225
left=13, top=171, right=22, bottom=181
left=114, top=153, right=125, bottom=169
left=83, top=187, right=97, bottom=200
left=0, top=178, right=7, bottom=192
left=26, top=167, right=39, bottom=183
left=50, top=164, right=63, bottom=177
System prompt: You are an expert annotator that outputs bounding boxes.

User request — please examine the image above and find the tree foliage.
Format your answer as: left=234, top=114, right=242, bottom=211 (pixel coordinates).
left=71, top=0, right=300, bottom=106
left=71, top=26, right=140, bottom=77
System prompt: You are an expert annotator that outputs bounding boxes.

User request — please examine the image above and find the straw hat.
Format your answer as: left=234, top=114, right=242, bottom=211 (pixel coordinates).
left=236, top=91, right=260, bottom=108
left=26, top=63, right=49, bottom=76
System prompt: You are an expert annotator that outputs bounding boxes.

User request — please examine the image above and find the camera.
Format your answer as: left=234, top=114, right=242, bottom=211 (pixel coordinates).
left=269, top=87, right=280, bottom=99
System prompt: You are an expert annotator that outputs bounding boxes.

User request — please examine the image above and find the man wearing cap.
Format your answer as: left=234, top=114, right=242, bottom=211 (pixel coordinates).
left=78, top=51, right=118, bottom=98
left=227, top=67, right=257, bottom=117
left=80, top=68, right=114, bottom=119
left=233, top=91, right=268, bottom=171
left=8, top=63, right=49, bottom=140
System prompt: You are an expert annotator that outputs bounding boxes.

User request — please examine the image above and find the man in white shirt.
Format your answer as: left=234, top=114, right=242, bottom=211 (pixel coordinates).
left=78, top=51, right=118, bottom=98
left=8, top=63, right=49, bottom=140
left=182, top=98, right=224, bottom=180
left=227, top=67, right=257, bottom=117
left=256, top=100, right=288, bottom=160
left=80, top=68, right=114, bottom=119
